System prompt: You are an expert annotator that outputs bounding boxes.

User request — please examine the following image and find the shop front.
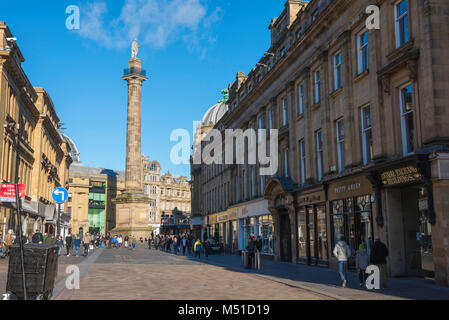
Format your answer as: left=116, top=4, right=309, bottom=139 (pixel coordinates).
left=295, top=187, right=328, bottom=267
left=328, top=174, right=375, bottom=271
left=370, top=155, right=436, bottom=279
left=235, top=199, right=274, bottom=257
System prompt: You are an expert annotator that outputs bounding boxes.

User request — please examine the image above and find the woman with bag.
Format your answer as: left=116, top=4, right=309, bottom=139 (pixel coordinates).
left=356, top=242, right=369, bottom=287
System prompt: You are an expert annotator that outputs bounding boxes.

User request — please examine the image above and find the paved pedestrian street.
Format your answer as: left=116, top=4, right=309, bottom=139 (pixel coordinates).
left=2, top=244, right=449, bottom=300
left=52, top=245, right=330, bottom=300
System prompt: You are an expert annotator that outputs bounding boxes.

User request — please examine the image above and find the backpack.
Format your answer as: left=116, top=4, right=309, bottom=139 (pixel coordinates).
left=195, top=243, right=201, bottom=252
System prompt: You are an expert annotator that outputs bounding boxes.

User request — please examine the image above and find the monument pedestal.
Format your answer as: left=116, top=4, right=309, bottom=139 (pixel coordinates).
left=111, top=192, right=151, bottom=238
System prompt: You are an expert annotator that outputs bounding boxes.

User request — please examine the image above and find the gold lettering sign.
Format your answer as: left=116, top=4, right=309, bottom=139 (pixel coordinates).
left=381, top=166, right=423, bottom=186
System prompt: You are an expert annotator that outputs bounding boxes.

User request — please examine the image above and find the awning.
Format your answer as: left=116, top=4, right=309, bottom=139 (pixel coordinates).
left=39, top=203, right=56, bottom=220
left=1, top=199, right=39, bottom=216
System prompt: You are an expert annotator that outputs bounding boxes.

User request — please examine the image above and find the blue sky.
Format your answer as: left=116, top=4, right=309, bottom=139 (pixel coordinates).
left=2, top=0, right=287, bottom=178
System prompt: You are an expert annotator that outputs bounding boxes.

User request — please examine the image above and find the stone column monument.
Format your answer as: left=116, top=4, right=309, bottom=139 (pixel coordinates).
left=112, top=40, right=151, bottom=238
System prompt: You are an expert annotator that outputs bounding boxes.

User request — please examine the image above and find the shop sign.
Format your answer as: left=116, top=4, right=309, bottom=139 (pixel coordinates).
left=217, top=215, right=228, bottom=223
left=328, top=176, right=372, bottom=201
left=0, top=184, right=26, bottom=202
left=380, top=166, right=423, bottom=186
left=297, top=191, right=324, bottom=206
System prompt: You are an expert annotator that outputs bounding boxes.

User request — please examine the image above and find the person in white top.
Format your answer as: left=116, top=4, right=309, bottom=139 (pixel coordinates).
left=333, top=236, right=351, bottom=287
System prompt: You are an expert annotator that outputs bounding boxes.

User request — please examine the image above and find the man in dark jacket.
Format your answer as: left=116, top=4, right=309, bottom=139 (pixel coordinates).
left=32, top=229, right=43, bottom=244
left=246, top=236, right=256, bottom=269
left=255, top=236, right=263, bottom=252
left=65, top=233, right=73, bottom=256
left=370, top=237, right=389, bottom=288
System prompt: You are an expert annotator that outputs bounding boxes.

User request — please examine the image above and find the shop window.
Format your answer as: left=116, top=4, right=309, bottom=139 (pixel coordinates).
left=357, top=31, right=369, bottom=74
left=331, top=196, right=374, bottom=269
left=395, top=0, right=409, bottom=48
left=316, top=206, right=328, bottom=262
left=400, top=84, right=415, bottom=155
left=297, top=209, right=307, bottom=259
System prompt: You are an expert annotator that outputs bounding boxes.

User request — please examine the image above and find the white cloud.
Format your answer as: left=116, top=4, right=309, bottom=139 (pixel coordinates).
left=75, top=0, right=223, bottom=53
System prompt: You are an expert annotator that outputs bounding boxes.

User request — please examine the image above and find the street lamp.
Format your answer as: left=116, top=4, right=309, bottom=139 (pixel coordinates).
left=4, top=117, right=27, bottom=299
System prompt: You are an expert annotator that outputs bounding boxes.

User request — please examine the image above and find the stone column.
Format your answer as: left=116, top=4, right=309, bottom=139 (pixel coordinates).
left=113, top=48, right=152, bottom=239
left=123, top=58, right=147, bottom=194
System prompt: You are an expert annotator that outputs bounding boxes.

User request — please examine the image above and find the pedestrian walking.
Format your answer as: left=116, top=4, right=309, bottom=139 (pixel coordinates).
left=356, top=242, right=369, bottom=287
left=370, top=236, right=389, bottom=288
left=112, top=235, right=117, bottom=248
left=107, top=234, right=112, bottom=248
left=255, top=236, right=263, bottom=253
left=124, top=235, right=129, bottom=248
left=31, top=229, right=43, bottom=244
left=182, top=237, right=187, bottom=255
left=74, top=235, right=81, bottom=256
left=132, top=237, right=137, bottom=250
left=333, top=236, right=351, bottom=287
left=65, top=232, right=73, bottom=256
left=194, top=239, right=202, bottom=259
left=204, top=239, right=210, bottom=260
left=83, top=233, right=91, bottom=256
left=57, top=236, right=64, bottom=255
left=44, top=234, right=55, bottom=245
left=3, top=230, right=14, bottom=256
left=246, top=236, right=255, bottom=269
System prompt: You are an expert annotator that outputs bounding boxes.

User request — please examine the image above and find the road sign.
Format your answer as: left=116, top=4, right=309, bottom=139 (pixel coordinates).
left=52, top=187, right=69, bottom=204
left=0, top=184, right=25, bottom=202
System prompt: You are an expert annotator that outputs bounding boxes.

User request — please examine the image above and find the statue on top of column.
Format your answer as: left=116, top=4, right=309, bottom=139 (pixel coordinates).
left=131, top=39, right=139, bottom=58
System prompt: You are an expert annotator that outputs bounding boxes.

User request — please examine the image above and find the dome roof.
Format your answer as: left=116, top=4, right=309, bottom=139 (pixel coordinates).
left=201, top=101, right=228, bottom=126
left=60, top=133, right=81, bottom=163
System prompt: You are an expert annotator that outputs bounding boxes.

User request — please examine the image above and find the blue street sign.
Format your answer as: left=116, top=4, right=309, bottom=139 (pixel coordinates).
left=52, top=187, right=69, bottom=204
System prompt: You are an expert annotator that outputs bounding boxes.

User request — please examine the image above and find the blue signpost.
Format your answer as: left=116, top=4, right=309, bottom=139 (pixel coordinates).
left=52, top=187, right=69, bottom=237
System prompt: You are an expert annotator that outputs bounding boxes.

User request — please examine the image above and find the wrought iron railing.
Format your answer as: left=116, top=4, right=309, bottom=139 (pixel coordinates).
left=123, top=68, right=147, bottom=77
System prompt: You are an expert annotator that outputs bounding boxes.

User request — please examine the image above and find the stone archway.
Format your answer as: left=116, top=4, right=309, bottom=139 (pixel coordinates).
left=264, top=177, right=297, bottom=263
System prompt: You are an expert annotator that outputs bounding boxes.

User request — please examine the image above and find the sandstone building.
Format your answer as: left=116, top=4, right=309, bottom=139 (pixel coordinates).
left=68, top=151, right=190, bottom=236
left=0, top=22, right=72, bottom=238
left=191, top=0, right=449, bottom=287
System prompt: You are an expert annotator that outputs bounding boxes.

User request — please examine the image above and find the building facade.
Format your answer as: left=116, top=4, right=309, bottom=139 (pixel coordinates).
left=68, top=162, right=125, bottom=237
left=191, top=0, right=449, bottom=287
left=69, top=154, right=191, bottom=236
left=159, top=172, right=191, bottom=235
left=0, top=21, right=72, bottom=238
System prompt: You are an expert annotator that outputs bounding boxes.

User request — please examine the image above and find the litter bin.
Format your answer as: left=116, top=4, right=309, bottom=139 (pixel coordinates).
left=6, top=244, right=59, bottom=300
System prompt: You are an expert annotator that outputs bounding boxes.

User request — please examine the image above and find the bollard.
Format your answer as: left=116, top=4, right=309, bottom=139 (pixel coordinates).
left=255, top=251, right=261, bottom=270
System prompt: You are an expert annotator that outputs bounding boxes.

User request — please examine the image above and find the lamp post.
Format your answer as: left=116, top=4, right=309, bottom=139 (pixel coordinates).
left=5, top=118, right=27, bottom=299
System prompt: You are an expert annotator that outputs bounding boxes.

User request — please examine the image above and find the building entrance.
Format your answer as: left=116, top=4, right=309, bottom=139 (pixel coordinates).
left=279, top=211, right=292, bottom=262
left=331, top=195, right=374, bottom=270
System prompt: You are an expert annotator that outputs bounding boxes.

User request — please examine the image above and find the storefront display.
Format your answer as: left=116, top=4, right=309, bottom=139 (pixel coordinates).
left=331, top=195, right=374, bottom=269
left=296, top=189, right=328, bottom=266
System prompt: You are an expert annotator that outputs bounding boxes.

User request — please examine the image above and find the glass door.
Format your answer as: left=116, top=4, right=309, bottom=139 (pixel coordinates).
left=297, top=208, right=307, bottom=263
left=307, top=207, right=316, bottom=264
left=316, top=206, right=329, bottom=265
